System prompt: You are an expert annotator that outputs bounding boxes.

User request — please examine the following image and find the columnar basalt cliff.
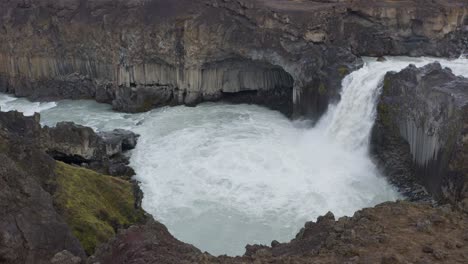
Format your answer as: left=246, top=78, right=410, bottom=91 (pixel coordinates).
left=372, top=63, right=468, bottom=207
left=0, top=0, right=467, bottom=118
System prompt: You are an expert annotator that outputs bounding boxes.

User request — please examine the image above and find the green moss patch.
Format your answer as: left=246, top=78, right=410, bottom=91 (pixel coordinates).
left=338, top=66, right=349, bottom=77
left=54, top=162, right=145, bottom=255
left=377, top=103, right=396, bottom=131
left=383, top=78, right=391, bottom=94
left=138, top=98, right=154, bottom=112
left=318, top=83, right=327, bottom=95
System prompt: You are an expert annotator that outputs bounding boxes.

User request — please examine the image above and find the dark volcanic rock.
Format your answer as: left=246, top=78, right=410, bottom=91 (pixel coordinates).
left=99, top=129, right=138, bottom=151
left=87, top=218, right=202, bottom=264
left=0, top=112, right=55, bottom=191
left=371, top=63, right=468, bottom=205
left=0, top=112, right=86, bottom=264
left=43, top=122, right=139, bottom=177
left=89, top=201, right=468, bottom=264
left=0, top=111, right=147, bottom=262
left=0, top=0, right=466, bottom=119
left=11, top=73, right=97, bottom=101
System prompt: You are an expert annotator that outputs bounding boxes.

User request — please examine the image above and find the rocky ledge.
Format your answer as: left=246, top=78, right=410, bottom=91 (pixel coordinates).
left=0, top=111, right=139, bottom=177
left=43, top=122, right=139, bottom=177
left=88, top=201, right=468, bottom=264
left=0, top=0, right=467, bottom=119
left=0, top=111, right=145, bottom=263
left=371, top=62, right=468, bottom=209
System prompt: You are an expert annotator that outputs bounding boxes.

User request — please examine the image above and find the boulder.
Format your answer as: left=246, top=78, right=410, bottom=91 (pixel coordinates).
left=43, top=122, right=139, bottom=177
left=50, top=250, right=82, bottom=264
left=87, top=218, right=202, bottom=264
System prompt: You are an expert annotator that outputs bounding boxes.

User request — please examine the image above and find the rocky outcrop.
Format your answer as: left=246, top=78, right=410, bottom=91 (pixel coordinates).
left=87, top=218, right=202, bottom=264
left=0, top=111, right=146, bottom=262
left=0, top=112, right=86, bottom=264
left=43, top=122, right=139, bottom=177
left=0, top=0, right=467, bottom=118
left=371, top=63, right=468, bottom=207
left=51, top=250, right=82, bottom=264
left=88, top=201, right=468, bottom=264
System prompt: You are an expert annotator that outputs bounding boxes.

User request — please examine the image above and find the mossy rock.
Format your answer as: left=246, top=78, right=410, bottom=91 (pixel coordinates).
left=338, top=66, right=349, bottom=77
left=53, top=162, right=145, bottom=255
left=0, top=136, right=8, bottom=153
left=137, top=98, right=154, bottom=112
left=377, top=103, right=397, bottom=133
left=318, top=83, right=327, bottom=95
left=382, top=78, right=391, bottom=94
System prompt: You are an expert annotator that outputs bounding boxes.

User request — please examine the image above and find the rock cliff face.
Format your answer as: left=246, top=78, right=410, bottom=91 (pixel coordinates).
left=43, top=123, right=139, bottom=177
left=0, top=111, right=145, bottom=263
left=371, top=63, right=468, bottom=207
left=0, top=112, right=86, bottom=264
left=0, top=0, right=467, bottom=118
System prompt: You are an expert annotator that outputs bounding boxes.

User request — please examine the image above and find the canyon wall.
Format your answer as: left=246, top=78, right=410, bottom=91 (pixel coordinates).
left=0, top=112, right=86, bottom=263
left=371, top=63, right=468, bottom=206
left=0, top=0, right=467, bottom=118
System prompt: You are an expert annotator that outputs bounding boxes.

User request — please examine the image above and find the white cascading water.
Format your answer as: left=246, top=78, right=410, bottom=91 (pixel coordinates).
left=321, top=57, right=468, bottom=149
left=1, top=56, right=467, bottom=256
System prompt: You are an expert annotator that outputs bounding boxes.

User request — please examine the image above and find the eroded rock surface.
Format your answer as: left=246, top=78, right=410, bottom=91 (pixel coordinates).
left=0, top=0, right=467, bottom=118
left=372, top=63, right=468, bottom=206
left=0, top=112, right=86, bottom=264
left=41, top=122, right=138, bottom=177
left=0, top=111, right=146, bottom=262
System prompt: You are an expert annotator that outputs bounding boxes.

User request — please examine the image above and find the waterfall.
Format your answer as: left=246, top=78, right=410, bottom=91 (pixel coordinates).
left=319, top=56, right=468, bottom=151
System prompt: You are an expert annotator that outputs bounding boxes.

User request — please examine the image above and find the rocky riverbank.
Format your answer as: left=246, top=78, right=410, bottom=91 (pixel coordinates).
left=88, top=201, right=468, bottom=264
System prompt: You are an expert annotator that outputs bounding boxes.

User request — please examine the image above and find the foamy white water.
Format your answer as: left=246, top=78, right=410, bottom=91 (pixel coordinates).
left=0, top=94, right=56, bottom=116
left=1, top=56, right=467, bottom=256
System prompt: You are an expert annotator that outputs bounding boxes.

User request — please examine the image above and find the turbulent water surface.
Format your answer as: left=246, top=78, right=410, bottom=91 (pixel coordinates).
left=1, top=57, right=467, bottom=256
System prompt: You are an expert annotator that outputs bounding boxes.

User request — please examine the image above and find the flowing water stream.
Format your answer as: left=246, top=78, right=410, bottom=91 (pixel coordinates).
left=1, top=56, right=467, bottom=256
